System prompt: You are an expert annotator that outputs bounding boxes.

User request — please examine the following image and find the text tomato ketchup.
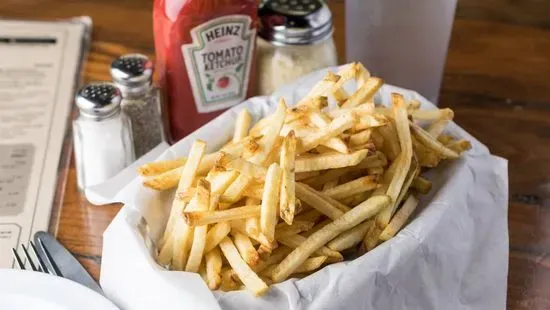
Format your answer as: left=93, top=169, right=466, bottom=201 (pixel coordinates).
left=154, top=0, right=258, bottom=143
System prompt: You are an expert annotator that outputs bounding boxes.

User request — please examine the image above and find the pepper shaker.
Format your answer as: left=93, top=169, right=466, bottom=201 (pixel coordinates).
left=111, top=54, right=164, bottom=158
left=73, top=82, right=135, bottom=191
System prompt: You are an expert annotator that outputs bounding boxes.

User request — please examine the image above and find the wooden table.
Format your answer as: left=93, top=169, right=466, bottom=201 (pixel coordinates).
left=2, top=1, right=549, bottom=309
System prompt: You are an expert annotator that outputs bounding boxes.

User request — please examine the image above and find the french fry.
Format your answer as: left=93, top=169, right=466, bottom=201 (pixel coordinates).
left=199, top=263, right=208, bottom=283
left=220, top=268, right=241, bottom=291
left=379, top=194, right=420, bottom=241
left=219, top=237, right=269, bottom=296
left=412, top=136, right=441, bottom=168
left=272, top=195, right=390, bottom=281
left=411, top=108, right=454, bottom=121
left=298, top=113, right=355, bottom=153
left=280, top=132, right=297, bottom=225
left=253, top=246, right=292, bottom=273
left=245, top=198, right=261, bottom=236
left=340, top=191, right=372, bottom=207
left=138, top=157, right=186, bottom=176
left=321, top=192, right=352, bottom=213
left=295, top=183, right=345, bottom=220
left=206, top=170, right=239, bottom=210
left=249, top=99, right=287, bottom=164
left=301, top=219, right=332, bottom=237
left=296, top=72, right=340, bottom=108
left=231, top=219, right=274, bottom=249
left=275, top=220, right=315, bottom=238
left=233, top=109, right=252, bottom=143
left=303, top=153, right=382, bottom=189
left=367, top=167, right=384, bottom=175
left=295, top=149, right=368, bottom=173
left=377, top=94, right=413, bottom=227
left=143, top=152, right=217, bottom=190
left=261, top=163, right=283, bottom=242
left=427, top=119, right=449, bottom=138
left=171, top=218, right=194, bottom=270
left=293, top=256, right=328, bottom=274
left=185, top=205, right=261, bottom=226
left=205, top=247, right=222, bottom=290
left=160, top=140, right=206, bottom=268
left=215, top=152, right=267, bottom=179
left=377, top=124, right=400, bottom=161
left=296, top=171, right=320, bottom=181
left=446, top=139, right=472, bottom=154
left=276, top=234, right=342, bottom=260
left=308, top=111, right=349, bottom=153
left=437, top=134, right=454, bottom=145
left=340, top=77, right=383, bottom=108
left=411, top=176, right=432, bottom=195
left=143, top=166, right=184, bottom=190
left=321, top=176, right=379, bottom=200
left=263, top=136, right=282, bottom=166
left=327, top=221, right=373, bottom=251
left=322, top=180, right=338, bottom=191
left=204, top=222, right=231, bottom=253
left=410, top=122, right=459, bottom=159
left=393, top=160, right=419, bottom=214
left=327, top=103, right=375, bottom=119
left=364, top=220, right=382, bottom=251
left=231, top=231, right=260, bottom=266
left=349, top=129, right=372, bottom=146
left=293, top=209, right=323, bottom=223
left=220, top=174, right=252, bottom=203
left=407, top=99, right=421, bottom=111
left=185, top=180, right=211, bottom=272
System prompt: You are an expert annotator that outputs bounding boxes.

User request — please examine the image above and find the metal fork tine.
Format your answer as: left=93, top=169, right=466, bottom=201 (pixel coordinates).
left=38, top=238, right=61, bottom=276
left=21, top=244, right=38, bottom=272
left=11, top=248, right=25, bottom=270
left=30, top=241, right=49, bottom=274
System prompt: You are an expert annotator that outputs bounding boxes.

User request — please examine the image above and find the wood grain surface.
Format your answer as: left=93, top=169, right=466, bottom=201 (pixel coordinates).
left=2, top=0, right=549, bottom=308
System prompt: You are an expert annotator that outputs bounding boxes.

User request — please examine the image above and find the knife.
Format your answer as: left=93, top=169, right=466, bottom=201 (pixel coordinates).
left=34, top=231, right=104, bottom=295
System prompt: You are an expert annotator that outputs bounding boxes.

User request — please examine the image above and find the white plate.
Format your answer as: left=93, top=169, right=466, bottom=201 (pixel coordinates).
left=0, top=269, right=119, bottom=310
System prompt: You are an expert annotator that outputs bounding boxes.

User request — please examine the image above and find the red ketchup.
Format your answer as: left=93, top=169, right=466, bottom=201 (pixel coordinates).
left=154, top=0, right=259, bottom=143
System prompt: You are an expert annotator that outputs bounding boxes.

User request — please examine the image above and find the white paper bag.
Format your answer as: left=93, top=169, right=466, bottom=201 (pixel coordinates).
left=94, top=66, right=509, bottom=310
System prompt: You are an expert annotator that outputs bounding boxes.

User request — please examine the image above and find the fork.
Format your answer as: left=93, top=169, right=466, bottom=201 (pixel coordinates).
left=12, top=241, right=60, bottom=276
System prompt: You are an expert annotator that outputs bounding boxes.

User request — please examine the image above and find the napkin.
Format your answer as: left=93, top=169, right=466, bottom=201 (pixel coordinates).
left=92, top=66, right=509, bottom=310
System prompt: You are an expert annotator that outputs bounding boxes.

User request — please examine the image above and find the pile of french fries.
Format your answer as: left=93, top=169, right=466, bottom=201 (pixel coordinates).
left=137, top=63, right=471, bottom=296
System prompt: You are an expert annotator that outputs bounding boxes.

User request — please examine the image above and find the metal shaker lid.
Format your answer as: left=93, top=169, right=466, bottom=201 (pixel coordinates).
left=76, top=82, right=122, bottom=119
left=259, top=0, right=333, bottom=45
left=110, top=54, right=153, bottom=87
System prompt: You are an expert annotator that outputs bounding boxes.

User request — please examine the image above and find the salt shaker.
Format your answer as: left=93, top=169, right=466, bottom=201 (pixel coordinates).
left=73, top=82, right=135, bottom=191
left=111, top=54, right=164, bottom=158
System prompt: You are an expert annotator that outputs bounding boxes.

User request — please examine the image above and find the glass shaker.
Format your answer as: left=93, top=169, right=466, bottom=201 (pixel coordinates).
left=256, top=0, right=338, bottom=96
left=111, top=54, right=164, bottom=158
left=73, top=82, right=135, bottom=191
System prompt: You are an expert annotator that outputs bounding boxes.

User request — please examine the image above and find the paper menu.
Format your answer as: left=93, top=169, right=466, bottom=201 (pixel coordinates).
left=0, top=19, right=90, bottom=268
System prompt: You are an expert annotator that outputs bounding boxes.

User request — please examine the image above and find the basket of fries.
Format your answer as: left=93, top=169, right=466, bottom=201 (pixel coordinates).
left=97, top=64, right=509, bottom=310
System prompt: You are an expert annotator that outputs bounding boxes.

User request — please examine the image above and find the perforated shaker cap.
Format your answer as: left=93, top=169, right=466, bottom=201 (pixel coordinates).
left=75, top=82, right=122, bottom=119
left=259, top=0, right=333, bottom=45
left=110, top=54, right=153, bottom=87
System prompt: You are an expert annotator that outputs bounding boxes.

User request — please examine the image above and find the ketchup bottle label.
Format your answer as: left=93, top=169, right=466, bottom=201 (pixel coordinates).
left=181, top=15, right=256, bottom=113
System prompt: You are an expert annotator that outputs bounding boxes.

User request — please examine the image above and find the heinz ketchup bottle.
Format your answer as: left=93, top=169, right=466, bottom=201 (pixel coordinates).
left=153, top=0, right=259, bottom=143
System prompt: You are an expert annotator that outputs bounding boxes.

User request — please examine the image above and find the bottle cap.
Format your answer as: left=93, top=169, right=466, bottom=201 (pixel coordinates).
left=259, top=0, right=333, bottom=45
left=110, top=54, right=153, bottom=87
left=76, top=82, right=122, bottom=119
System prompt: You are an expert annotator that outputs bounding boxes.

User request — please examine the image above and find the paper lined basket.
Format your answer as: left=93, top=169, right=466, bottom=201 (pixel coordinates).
left=94, top=66, right=509, bottom=310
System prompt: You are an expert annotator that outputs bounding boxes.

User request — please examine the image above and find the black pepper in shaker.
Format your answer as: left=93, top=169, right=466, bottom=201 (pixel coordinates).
left=111, top=54, right=164, bottom=158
